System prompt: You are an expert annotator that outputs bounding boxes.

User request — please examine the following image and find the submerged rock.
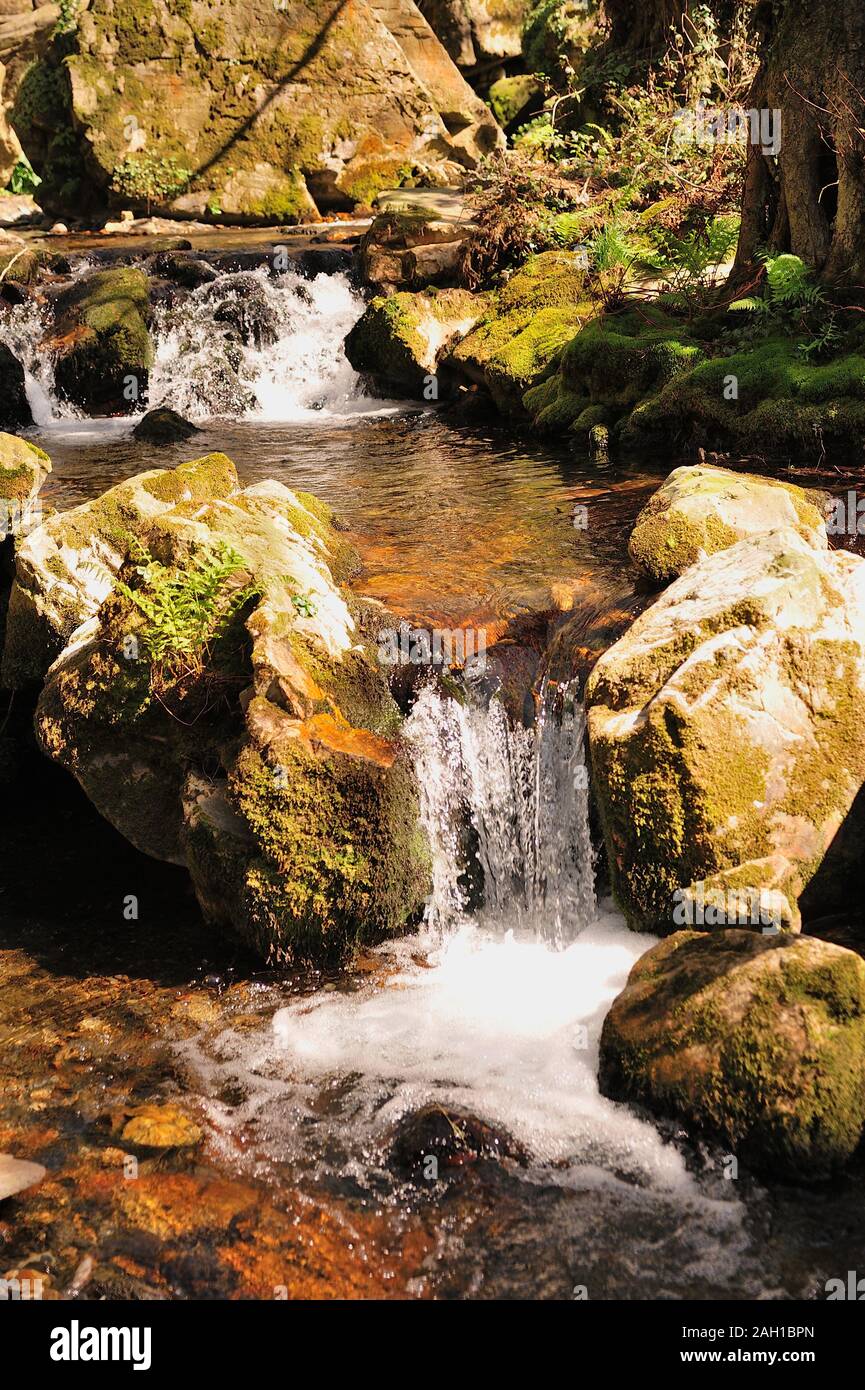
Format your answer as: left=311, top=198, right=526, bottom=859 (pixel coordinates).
left=628, top=464, right=829, bottom=584
left=586, top=527, right=865, bottom=933
left=5, top=453, right=429, bottom=962
left=120, top=1104, right=202, bottom=1149
left=390, top=1104, right=527, bottom=1177
left=0, top=343, right=32, bottom=430
left=132, top=408, right=201, bottom=444
left=47, top=266, right=153, bottom=415
left=599, top=929, right=865, bottom=1181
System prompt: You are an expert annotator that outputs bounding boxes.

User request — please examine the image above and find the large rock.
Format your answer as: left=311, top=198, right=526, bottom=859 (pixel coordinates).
left=0, top=1, right=59, bottom=187
left=13, top=0, right=502, bottom=220
left=599, top=929, right=865, bottom=1181
left=628, top=464, right=829, bottom=584
left=7, top=453, right=429, bottom=961
left=447, top=250, right=591, bottom=414
left=358, top=208, right=477, bottom=292
left=46, top=265, right=153, bottom=414
left=0, top=430, right=48, bottom=655
left=586, top=527, right=865, bottom=933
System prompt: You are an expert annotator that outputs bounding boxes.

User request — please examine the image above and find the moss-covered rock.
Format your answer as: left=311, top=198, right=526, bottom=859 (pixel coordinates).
left=629, top=464, right=829, bottom=583
left=599, top=929, right=865, bottom=1181
left=488, top=73, right=543, bottom=128
left=0, top=432, right=50, bottom=660
left=48, top=266, right=153, bottom=415
left=344, top=287, right=482, bottom=396
left=0, top=343, right=32, bottom=430
left=529, top=306, right=865, bottom=463
left=14, top=454, right=428, bottom=962
left=14, top=0, right=502, bottom=221
left=447, top=250, right=592, bottom=413
left=586, top=528, right=865, bottom=933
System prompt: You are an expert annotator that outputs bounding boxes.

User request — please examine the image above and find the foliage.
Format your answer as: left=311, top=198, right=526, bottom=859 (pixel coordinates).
left=110, top=155, right=191, bottom=212
left=459, top=151, right=585, bottom=289
left=114, top=541, right=261, bottom=681
left=730, top=254, right=841, bottom=359
left=5, top=157, right=41, bottom=195
left=54, top=0, right=81, bottom=35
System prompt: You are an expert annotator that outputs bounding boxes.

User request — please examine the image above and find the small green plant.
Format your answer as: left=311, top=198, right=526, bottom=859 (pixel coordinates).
left=6, top=157, right=41, bottom=195
left=54, top=0, right=81, bottom=34
left=730, top=253, right=840, bottom=357
left=110, top=155, right=191, bottom=213
left=115, top=541, right=260, bottom=681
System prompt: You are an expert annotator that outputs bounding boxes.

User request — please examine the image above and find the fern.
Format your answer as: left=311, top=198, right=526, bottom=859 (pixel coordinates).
left=730, top=253, right=838, bottom=358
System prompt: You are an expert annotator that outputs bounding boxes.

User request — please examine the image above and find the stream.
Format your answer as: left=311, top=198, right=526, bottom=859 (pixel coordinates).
left=2, top=257, right=865, bottom=1300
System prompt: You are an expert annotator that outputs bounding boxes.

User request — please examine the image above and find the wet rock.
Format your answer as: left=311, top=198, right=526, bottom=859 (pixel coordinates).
left=120, top=1104, right=202, bottom=1149
left=629, top=464, right=829, bottom=584
left=48, top=266, right=153, bottom=415
left=147, top=251, right=217, bottom=290
left=0, top=343, right=32, bottom=429
left=7, top=453, right=429, bottom=962
left=390, top=1104, right=527, bottom=1177
left=0, top=1153, right=46, bottom=1199
left=345, top=287, right=482, bottom=396
left=200, top=271, right=281, bottom=350
left=132, top=408, right=201, bottom=445
left=600, top=929, right=865, bottom=1181
left=586, top=528, right=865, bottom=934
left=359, top=210, right=476, bottom=292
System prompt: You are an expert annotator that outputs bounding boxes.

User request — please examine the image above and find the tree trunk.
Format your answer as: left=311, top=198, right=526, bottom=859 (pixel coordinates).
left=732, top=0, right=865, bottom=285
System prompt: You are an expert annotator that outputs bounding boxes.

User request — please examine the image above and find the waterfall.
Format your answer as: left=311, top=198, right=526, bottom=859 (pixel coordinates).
left=148, top=267, right=387, bottom=422
left=0, top=265, right=391, bottom=427
left=406, top=680, right=596, bottom=946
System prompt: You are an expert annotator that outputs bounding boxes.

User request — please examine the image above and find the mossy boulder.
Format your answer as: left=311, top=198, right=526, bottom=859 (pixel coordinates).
left=599, top=929, right=865, bottom=1181
left=13, top=454, right=428, bottom=961
left=0, top=342, right=32, bottom=430
left=47, top=266, right=153, bottom=415
left=586, top=528, right=865, bottom=933
left=447, top=250, right=592, bottom=413
left=629, top=464, right=829, bottom=583
left=0, top=432, right=50, bottom=658
left=344, top=287, right=482, bottom=396
left=14, top=0, right=501, bottom=221
left=488, top=74, right=543, bottom=129
left=528, top=306, right=865, bottom=463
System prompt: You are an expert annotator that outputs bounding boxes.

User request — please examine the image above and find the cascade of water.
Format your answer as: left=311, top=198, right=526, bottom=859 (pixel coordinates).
left=406, top=680, right=596, bottom=946
left=0, top=299, right=80, bottom=427
left=148, top=267, right=388, bottom=422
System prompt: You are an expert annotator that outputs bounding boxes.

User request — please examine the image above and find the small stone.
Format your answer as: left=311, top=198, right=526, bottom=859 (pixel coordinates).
left=0, top=1154, right=46, bottom=1199
left=121, top=1103, right=202, bottom=1148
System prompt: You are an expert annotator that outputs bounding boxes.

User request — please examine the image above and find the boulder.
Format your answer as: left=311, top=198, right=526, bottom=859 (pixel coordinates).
left=131, top=407, right=201, bottom=444
left=13, top=0, right=502, bottom=221
left=47, top=266, right=153, bottom=415
left=599, top=929, right=865, bottom=1181
left=0, top=431, right=48, bottom=655
left=0, top=1, right=60, bottom=187
left=628, top=464, right=829, bottom=584
left=389, top=1103, right=527, bottom=1177
left=0, top=340, right=31, bottom=428
left=488, top=73, right=543, bottom=129
left=359, top=209, right=477, bottom=292
left=7, top=453, right=429, bottom=961
left=344, top=286, right=481, bottom=396
left=586, top=528, right=865, bottom=933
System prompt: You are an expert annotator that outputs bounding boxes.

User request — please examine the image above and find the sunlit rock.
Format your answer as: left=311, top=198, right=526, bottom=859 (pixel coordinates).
left=600, top=929, right=865, bottom=1181
left=586, top=527, right=865, bottom=933
left=7, top=453, right=428, bottom=961
left=629, top=464, right=829, bottom=584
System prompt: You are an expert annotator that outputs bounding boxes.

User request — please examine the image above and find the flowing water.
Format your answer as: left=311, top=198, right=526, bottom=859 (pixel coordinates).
left=2, top=255, right=865, bottom=1299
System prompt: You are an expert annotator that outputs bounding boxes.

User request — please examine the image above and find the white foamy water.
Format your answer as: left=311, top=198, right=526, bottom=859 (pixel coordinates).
left=148, top=267, right=398, bottom=423
left=181, top=684, right=699, bottom=1200
left=0, top=298, right=81, bottom=428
